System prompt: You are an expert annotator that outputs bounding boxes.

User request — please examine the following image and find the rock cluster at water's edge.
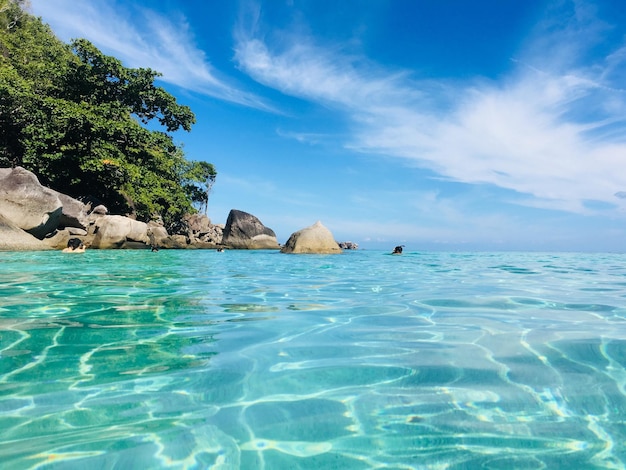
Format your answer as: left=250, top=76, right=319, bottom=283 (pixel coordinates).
left=0, top=167, right=275, bottom=251
left=0, top=167, right=349, bottom=252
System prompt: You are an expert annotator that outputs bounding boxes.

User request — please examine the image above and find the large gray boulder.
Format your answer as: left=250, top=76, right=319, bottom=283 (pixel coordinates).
left=0, top=167, right=62, bottom=239
left=222, top=209, right=279, bottom=249
left=54, top=192, right=90, bottom=229
left=90, top=215, right=150, bottom=249
left=281, top=221, right=342, bottom=254
left=0, top=213, right=50, bottom=251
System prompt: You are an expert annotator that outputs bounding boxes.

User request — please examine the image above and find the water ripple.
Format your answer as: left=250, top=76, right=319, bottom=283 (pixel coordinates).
left=1, top=250, right=626, bottom=468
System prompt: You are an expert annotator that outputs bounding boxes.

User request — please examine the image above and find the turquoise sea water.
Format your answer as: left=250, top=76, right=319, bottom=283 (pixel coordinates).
left=0, top=249, right=625, bottom=469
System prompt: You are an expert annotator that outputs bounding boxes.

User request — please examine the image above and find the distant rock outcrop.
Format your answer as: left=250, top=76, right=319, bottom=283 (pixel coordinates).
left=0, top=167, right=349, bottom=252
left=338, top=241, right=358, bottom=250
left=184, top=213, right=223, bottom=247
left=0, top=167, right=62, bottom=239
left=222, top=209, right=280, bottom=249
left=281, top=221, right=342, bottom=254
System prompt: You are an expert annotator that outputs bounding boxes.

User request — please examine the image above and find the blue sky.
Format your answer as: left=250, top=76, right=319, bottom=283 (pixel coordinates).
left=30, top=0, right=626, bottom=251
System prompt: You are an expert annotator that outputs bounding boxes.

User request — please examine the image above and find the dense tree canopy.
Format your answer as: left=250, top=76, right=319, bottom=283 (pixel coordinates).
left=0, top=0, right=216, bottom=227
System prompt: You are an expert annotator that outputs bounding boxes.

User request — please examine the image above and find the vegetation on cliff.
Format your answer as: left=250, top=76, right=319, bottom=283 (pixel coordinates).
left=0, top=0, right=215, bottom=227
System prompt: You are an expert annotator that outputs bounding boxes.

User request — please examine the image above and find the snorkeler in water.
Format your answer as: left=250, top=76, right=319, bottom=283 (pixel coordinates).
left=62, top=237, right=86, bottom=253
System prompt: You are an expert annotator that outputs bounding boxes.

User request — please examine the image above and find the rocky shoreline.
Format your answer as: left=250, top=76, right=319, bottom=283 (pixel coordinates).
left=0, top=167, right=358, bottom=253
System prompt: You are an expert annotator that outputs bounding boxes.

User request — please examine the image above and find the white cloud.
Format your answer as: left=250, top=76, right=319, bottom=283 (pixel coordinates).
left=275, top=128, right=329, bottom=145
left=234, top=1, right=626, bottom=216
left=234, top=35, right=418, bottom=109
left=30, top=0, right=269, bottom=109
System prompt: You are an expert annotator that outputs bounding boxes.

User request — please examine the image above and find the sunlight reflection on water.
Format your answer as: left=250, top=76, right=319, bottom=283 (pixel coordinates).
left=0, top=250, right=625, bottom=468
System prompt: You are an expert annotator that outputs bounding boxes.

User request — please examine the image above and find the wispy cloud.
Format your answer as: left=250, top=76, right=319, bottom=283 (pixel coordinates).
left=275, top=128, right=330, bottom=145
left=234, top=33, right=420, bottom=110
left=234, top=1, right=626, bottom=216
left=30, top=0, right=270, bottom=109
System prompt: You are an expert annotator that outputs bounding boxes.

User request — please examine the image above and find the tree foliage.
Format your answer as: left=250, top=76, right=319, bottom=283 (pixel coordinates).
left=0, top=0, right=215, bottom=227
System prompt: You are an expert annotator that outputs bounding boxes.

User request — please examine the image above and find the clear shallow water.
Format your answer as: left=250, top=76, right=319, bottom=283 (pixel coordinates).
left=0, top=250, right=625, bottom=469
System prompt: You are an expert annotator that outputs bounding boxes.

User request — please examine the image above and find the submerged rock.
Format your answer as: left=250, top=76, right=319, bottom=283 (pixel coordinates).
left=281, top=221, right=342, bottom=254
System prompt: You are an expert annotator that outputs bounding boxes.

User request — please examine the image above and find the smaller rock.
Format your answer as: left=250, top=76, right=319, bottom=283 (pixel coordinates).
left=281, top=221, right=342, bottom=254
left=167, top=234, right=190, bottom=248
left=147, top=221, right=170, bottom=248
left=338, top=241, right=359, bottom=250
left=43, top=226, right=88, bottom=249
left=91, top=205, right=108, bottom=216
left=185, top=213, right=212, bottom=234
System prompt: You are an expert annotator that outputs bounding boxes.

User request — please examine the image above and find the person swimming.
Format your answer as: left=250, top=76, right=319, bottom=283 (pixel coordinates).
left=62, top=237, right=86, bottom=253
left=392, top=245, right=404, bottom=254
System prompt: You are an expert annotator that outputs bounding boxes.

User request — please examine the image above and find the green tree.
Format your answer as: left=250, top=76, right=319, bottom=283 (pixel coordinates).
left=0, top=1, right=215, bottom=228
left=183, top=161, right=217, bottom=215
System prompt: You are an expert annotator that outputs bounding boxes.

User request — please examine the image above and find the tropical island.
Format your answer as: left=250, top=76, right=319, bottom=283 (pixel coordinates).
left=0, top=0, right=215, bottom=232
left=0, top=1, right=354, bottom=253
